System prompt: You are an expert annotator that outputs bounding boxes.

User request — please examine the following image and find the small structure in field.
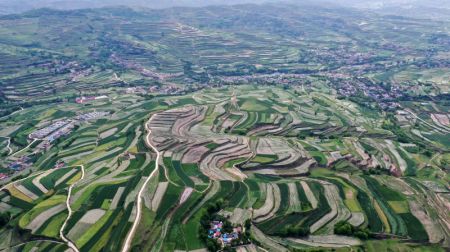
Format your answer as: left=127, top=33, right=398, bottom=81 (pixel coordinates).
left=8, top=156, right=32, bottom=171
left=75, top=95, right=108, bottom=104
left=208, top=221, right=242, bottom=246
left=54, top=161, right=66, bottom=169
left=0, top=173, right=8, bottom=180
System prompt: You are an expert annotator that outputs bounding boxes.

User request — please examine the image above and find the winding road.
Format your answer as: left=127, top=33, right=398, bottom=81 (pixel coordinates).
left=0, top=171, right=45, bottom=192
left=11, top=138, right=37, bottom=157
left=0, top=106, right=23, bottom=120
left=405, top=109, right=450, bottom=134
left=9, top=239, right=65, bottom=250
left=59, top=165, right=85, bottom=252
left=121, top=115, right=161, bottom=252
left=1, top=136, right=12, bottom=155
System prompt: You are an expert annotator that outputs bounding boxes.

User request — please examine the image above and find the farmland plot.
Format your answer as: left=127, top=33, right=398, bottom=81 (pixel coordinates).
left=0, top=86, right=448, bottom=251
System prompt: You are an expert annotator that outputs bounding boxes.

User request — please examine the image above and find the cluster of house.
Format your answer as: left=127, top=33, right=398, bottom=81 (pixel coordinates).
left=125, top=84, right=190, bottom=96
left=54, top=160, right=66, bottom=169
left=70, top=68, right=93, bottom=82
left=30, top=120, right=71, bottom=139
left=46, top=123, right=74, bottom=143
left=307, top=46, right=378, bottom=66
left=0, top=111, right=107, bottom=181
left=1, top=158, right=66, bottom=182
left=30, top=112, right=109, bottom=148
left=330, top=76, right=404, bottom=110
left=208, top=221, right=242, bottom=245
left=75, top=111, right=109, bottom=121
left=8, top=156, right=32, bottom=171
left=43, top=60, right=80, bottom=74
left=1, top=156, right=33, bottom=181
left=217, top=73, right=310, bottom=86
left=125, top=87, right=149, bottom=95
left=75, top=95, right=108, bottom=104
left=28, top=119, right=74, bottom=143
left=110, top=54, right=183, bottom=81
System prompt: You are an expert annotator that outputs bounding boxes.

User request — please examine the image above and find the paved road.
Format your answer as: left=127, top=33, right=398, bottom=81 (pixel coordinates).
left=0, top=170, right=46, bottom=192
left=9, top=239, right=65, bottom=249
left=121, top=115, right=161, bottom=252
left=59, top=165, right=85, bottom=252
left=0, top=106, right=23, bottom=120
left=1, top=136, right=12, bottom=155
left=11, top=138, right=37, bottom=157
left=405, top=109, right=450, bottom=134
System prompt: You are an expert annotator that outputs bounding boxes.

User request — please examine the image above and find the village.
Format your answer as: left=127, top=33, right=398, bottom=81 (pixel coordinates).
left=0, top=111, right=109, bottom=182
left=208, top=220, right=243, bottom=247
left=329, top=76, right=404, bottom=110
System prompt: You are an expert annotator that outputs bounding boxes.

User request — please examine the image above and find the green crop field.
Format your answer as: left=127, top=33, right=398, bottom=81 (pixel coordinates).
left=0, top=2, right=449, bottom=251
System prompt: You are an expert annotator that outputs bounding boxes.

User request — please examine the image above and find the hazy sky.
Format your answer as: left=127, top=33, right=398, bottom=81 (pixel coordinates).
left=0, top=0, right=439, bottom=9
left=0, top=0, right=448, bottom=15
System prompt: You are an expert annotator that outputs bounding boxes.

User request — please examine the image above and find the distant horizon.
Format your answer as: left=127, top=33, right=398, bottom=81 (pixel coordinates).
left=0, top=0, right=449, bottom=16
left=0, top=0, right=448, bottom=250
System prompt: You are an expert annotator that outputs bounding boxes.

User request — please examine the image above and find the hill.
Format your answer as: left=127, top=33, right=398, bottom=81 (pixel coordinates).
left=0, top=3, right=448, bottom=252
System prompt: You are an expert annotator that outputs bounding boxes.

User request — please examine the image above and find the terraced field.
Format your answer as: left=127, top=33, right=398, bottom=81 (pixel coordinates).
left=0, top=0, right=448, bottom=250
left=1, top=85, right=448, bottom=252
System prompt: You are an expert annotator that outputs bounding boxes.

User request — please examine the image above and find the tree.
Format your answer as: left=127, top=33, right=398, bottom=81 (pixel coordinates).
left=244, top=219, right=251, bottom=231
left=423, top=150, right=432, bottom=158
left=206, top=239, right=220, bottom=252
left=282, top=225, right=310, bottom=237
left=355, top=230, right=369, bottom=240
left=223, top=220, right=233, bottom=233
left=0, top=212, right=10, bottom=226
left=334, top=221, right=354, bottom=236
left=334, top=221, right=371, bottom=239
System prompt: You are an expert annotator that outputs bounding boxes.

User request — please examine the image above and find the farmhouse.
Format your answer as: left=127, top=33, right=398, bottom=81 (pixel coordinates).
left=75, top=111, right=109, bottom=121
left=29, top=120, right=71, bottom=139
left=75, top=95, right=108, bottom=104
left=54, top=161, right=66, bottom=169
left=8, top=156, right=32, bottom=171
left=46, top=123, right=74, bottom=142
left=0, top=173, right=8, bottom=180
left=208, top=221, right=242, bottom=245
